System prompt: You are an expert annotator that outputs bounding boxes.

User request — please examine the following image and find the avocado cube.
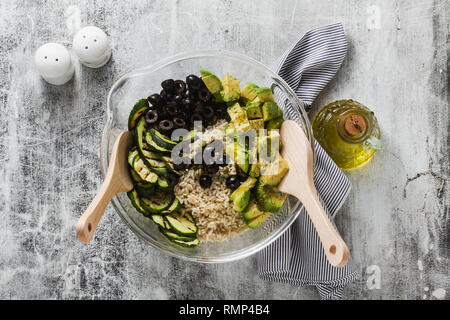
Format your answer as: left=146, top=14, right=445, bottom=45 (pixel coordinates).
left=249, top=119, right=265, bottom=130
left=227, top=102, right=251, bottom=132
left=258, top=130, right=281, bottom=160
left=252, top=87, right=274, bottom=103
left=243, top=201, right=265, bottom=221
left=260, top=153, right=289, bottom=186
left=262, top=102, right=283, bottom=121
left=200, top=70, right=223, bottom=94
left=255, top=181, right=287, bottom=213
left=266, top=116, right=284, bottom=130
left=246, top=212, right=271, bottom=229
left=220, top=75, right=240, bottom=102
left=245, top=102, right=263, bottom=119
left=230, top=177, right=257, bottom=212
left=225, top=139, right=249, bottom=173
left=241, top=83, right=259, bottom=103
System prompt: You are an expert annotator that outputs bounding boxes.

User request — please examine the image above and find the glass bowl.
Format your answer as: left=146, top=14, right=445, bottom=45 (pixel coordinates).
left=101, top=50, right=315, bottom=263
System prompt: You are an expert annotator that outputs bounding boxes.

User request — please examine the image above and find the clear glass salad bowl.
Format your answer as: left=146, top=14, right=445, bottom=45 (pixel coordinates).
left=101, top=50, right=315, bottom=263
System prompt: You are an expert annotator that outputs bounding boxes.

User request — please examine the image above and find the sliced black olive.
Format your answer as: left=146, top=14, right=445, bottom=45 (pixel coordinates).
left=203, top=105, right=214, bottom=119
left=159, top=119, right=174, bottom=133
left=174, top=94, right=183, bottom=103
left=174, top=80, right=186, bottom=95
left=205, top=164, right=219, bottom=174
left=145, top=110, right=158, bottom=125
left=161, top=79, right=175, bottom=92
left=199, top=174, right=212, bottom=188
left=147, top=93, right=162, bottom=107
left=198, top=87, right=211, bottom=102
left=193, top=101, right=203, bottom=114
left=215, top=108, right=227, bottom=120
left=165, top=102, right=178, bottom=116
left=226, top=175, right=240, bottom=190
left=190, top=113, right=203, bottom=124
left=181, top=97, right=192, bottom=109
left=236, top=166, right=248, bottom=181
left=186, top=74, right=202, bottom=90
left=173, top=117, right=186, bottom=129
left=173, top=162, right=185, bottom=171
left=160, top=89, right=168, bottom=100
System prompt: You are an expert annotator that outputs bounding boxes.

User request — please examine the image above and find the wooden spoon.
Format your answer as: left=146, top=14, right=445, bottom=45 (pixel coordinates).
left=76, top=131, right=134, bottom=243
left=278, top=120, right=350, bottom=268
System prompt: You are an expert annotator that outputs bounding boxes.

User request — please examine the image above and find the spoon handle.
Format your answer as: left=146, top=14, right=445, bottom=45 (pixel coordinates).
left=300, top=187, right=350, bottom=268
left=76, top=170, right=118, bottom=243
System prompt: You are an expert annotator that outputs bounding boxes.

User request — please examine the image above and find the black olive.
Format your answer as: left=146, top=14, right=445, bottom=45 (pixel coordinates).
left=209, top=94, right=216, bottom=103
left=161, top=79, right=175, bottom=92
left=181, top=97, right=192, bottom=108
left=192, top=101, right=203, bottom=114
left=205, top=164, right=219, bottom=174
left=173, top=117, right=186, bottom=128
left=145, top=110, right=158, bottom=125
left=236, top=166, right=248, bottom=181
left=166, top=173, right=179, bottom=187
left=190, top=113, right=203, bottom=124
left=147, top=93, right=162, bottom=107
left=174, top=80, right=186, bottom=95
left=165, top=102, right=178, bottom=116
left=173, top=94, right=183, bottom=103
left=159, top=119, right=174, bottom=133
left=226, top=175, right=240, bottom=190
left=173, top=162, right=185, bottom=171
left=198, top=87, right=211, bottom=102
left=160, top=89, right=168, bottom=100
left=186, top=74, right=202, bottom=90
left=215, top=108, right=227, bottom=120
left=199, top=174, right=212, bottom=188
left=203, top=105, right=214, bottom=119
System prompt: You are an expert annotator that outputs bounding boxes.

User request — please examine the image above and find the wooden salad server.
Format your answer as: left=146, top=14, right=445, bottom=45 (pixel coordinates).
left=76, top=131, right=134, bottom=243
left=278, top=120, right=350, bottom=268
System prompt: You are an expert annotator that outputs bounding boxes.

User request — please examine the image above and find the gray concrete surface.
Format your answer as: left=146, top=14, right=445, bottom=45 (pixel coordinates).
left=0, top=0, right=448, bottom=300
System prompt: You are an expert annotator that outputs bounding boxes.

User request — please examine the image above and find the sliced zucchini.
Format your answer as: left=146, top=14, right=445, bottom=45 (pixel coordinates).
left=157, top=176, right=170, bottom=189
left=172, top=238, right=200, bottom=248
left=145, top=131, right=171, bottom=153
left=128, top=148, right=139, bottom=167
left=133, top=157, right=158, bottom=184
left=128, top=99, right=148, bottom=131
left=165, top=212, right=198, bottom=237
left=135, top=184, right=154, bottom=197
left=127, top=190, right=148, bottom=216
left=150, top=129, right=177, bottom=150
left=159, top=227, right=196, bottom=242
left=134, top=116, right=148, bottom=154
left=140, top=189, right=174, bottom=213
left=141, top=148, right=168, bottom=176
left=161, top=155, right=181, bottom=176
left=161, top=197, right=182, bottom=215
left=151, top=215, right=171, bottom=230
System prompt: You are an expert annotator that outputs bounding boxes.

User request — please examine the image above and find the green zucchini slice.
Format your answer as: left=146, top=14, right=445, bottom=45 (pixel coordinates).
left=159, top=227, right=196, bottom=242
left=161, top=197, right=182, bottom=215
left=133, top=157, right=158, bottom=184
left=161, top=156, right=181, bottom=176
left=128, top=99, right=148, bottom=131
left=150, top=128, right=177, bottom=150
left=140, top=189, right=174, bottom=213
left=145, top=131, right=171, bottom=153
left=128, top=148, right=139, bottom=167
left=141, top=149, right=169, bottom=176
left=165, top=212, right=198, bottom=237
left=172, top=238, right=200, bottom=248
left=127, top=189, right=148, bottom=216
left=151, top=214, right=171, bottom=230
left=157, top=176, right=170, bottom=189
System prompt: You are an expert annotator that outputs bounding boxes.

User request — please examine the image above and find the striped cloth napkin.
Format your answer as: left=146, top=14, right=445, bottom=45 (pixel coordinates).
left=258, top=23, right=358, bottom=299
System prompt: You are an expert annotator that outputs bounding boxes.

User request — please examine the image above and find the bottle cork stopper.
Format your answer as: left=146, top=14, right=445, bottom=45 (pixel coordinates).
left=344, top=114, right=366, bottom=136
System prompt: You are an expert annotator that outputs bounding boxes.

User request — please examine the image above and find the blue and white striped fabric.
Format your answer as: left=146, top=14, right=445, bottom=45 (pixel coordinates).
left=258, top=23, right=358, bottom=300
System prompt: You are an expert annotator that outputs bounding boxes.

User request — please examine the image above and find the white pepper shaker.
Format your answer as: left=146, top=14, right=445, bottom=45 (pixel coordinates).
left=34, top=43, right=75, bottom=85
left=73, top=26, right=111, bottom=68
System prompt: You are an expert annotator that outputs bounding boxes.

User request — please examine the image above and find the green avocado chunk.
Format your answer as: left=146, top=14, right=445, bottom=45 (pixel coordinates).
left=262, top=102, right=283, bottom=121
left=220, top=75, right=240, bottom=102
left=245, top=102, right=263, bottom=119
left=255, top=180, right=287, bottom=213
left=243, top=201, right=271, bottom=228
left=260, top=153, right=289, bottom=186
left=241, top=83, right=259, bottom=104
left=266, top=116, right=284, bottom=130
left=200, top=69, right=223, bottom=94
left=253, top=87, right=274, bottom=103
left=230, top=177, right=257, bottom=212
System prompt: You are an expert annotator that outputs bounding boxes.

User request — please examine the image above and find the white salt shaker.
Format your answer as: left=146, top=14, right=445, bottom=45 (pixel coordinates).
left=73, top=26, right=111, bottom=68
left=34, top=43, right=75, bottom=85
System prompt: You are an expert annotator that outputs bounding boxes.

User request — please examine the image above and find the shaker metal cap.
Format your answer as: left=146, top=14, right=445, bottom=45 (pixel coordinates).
left=73, top=26, right=111, bottom=68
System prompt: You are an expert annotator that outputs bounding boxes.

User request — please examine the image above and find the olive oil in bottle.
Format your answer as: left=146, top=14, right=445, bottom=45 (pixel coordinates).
left=312, top=99, right=381, bottom=170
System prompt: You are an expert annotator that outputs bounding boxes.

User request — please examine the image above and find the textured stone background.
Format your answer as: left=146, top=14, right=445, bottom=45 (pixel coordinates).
left=0, top=0, right=448, bottom=300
